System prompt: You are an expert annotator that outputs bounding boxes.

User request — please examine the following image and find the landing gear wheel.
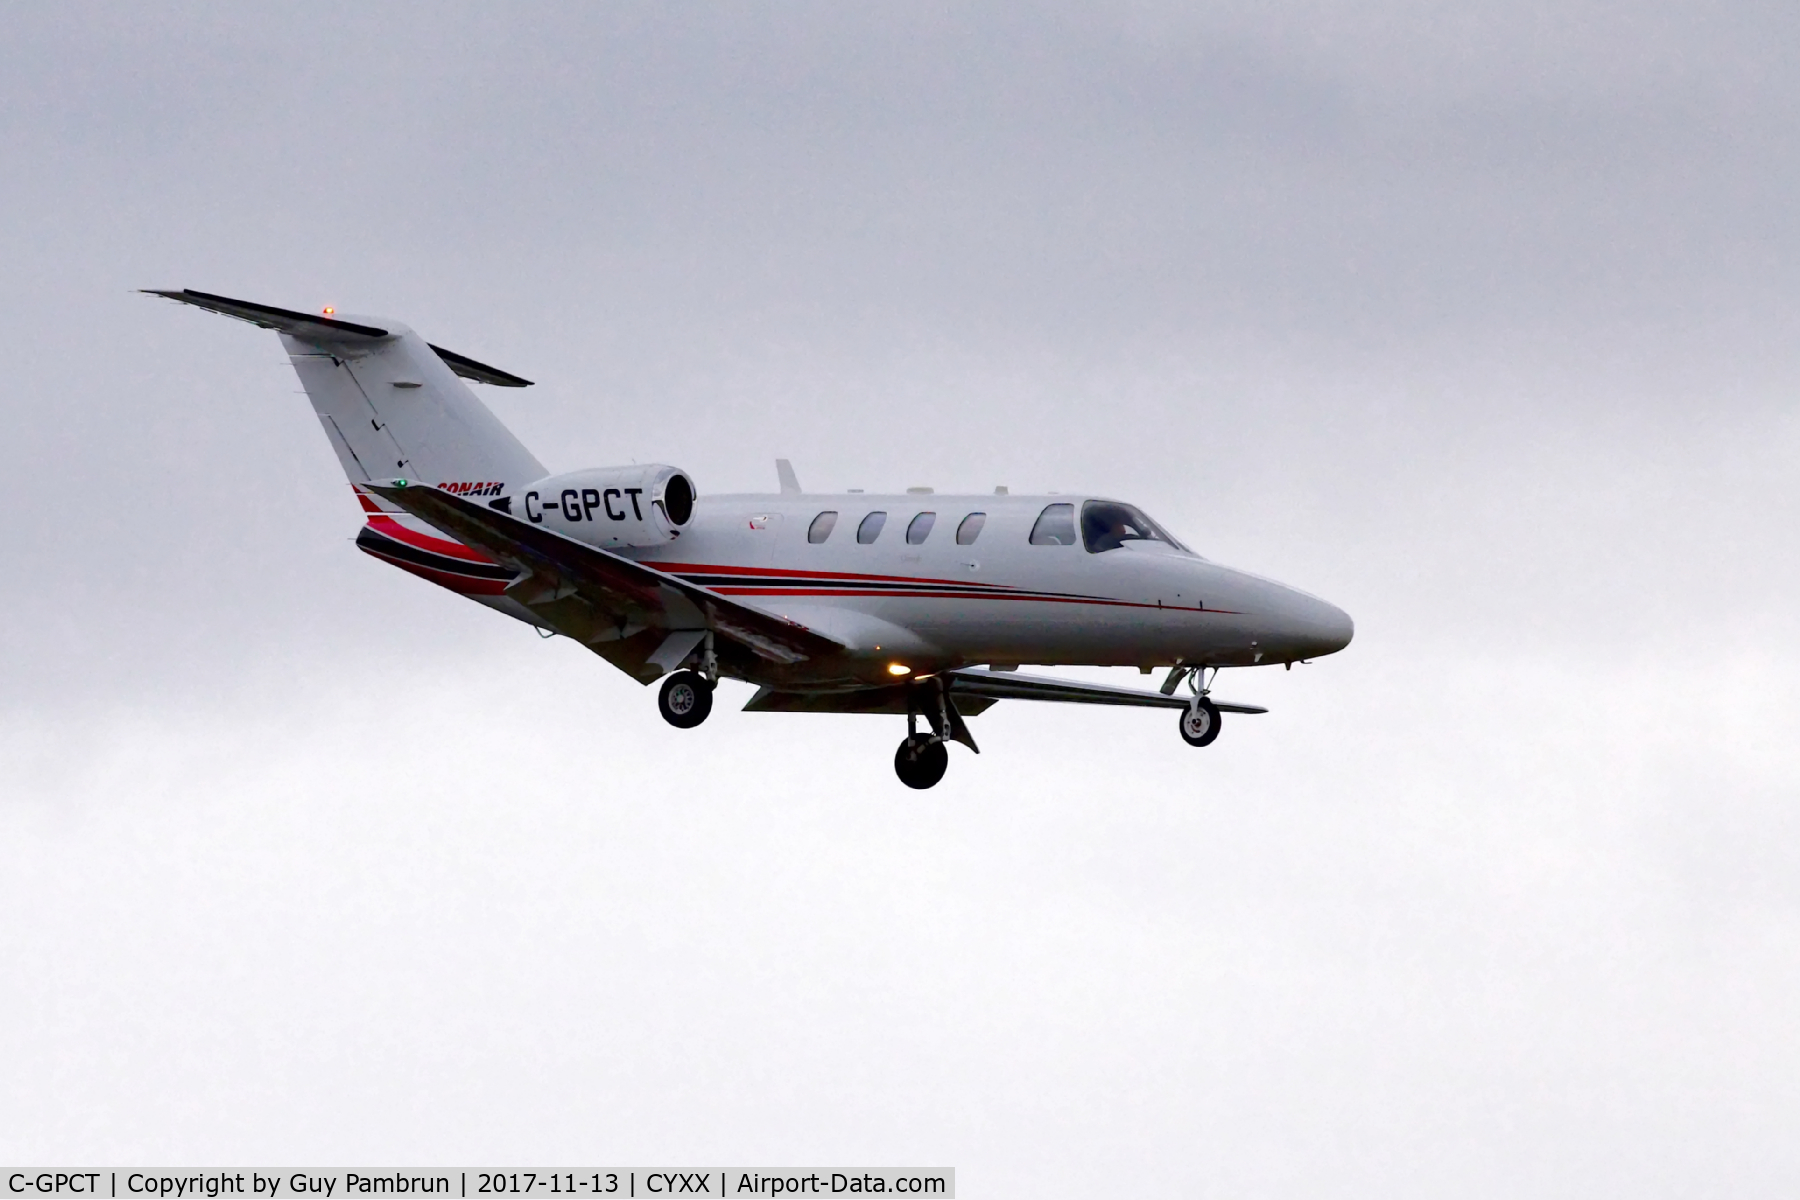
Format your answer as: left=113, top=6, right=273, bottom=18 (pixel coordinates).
left=894, top=734, right=949, bottom=789
left=1179, top=697, right=1222, bottom=747
left=658, top=670, right=714, bottom=729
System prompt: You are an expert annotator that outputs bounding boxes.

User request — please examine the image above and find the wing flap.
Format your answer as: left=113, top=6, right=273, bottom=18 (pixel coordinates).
left=364, top=481, right=845, bottom=670
left=948, top=668, right=1268, bottom=714
left=743, top=686, right=998, bottom=716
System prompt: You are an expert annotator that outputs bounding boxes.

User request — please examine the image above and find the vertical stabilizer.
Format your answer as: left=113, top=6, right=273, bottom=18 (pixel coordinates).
left=144, top=289, right=547, bottom=493
left=282, top=322, right=545, bottom=489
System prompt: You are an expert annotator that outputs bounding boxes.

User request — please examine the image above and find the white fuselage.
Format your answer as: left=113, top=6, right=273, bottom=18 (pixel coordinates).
left=605, top=491, right=1353, bottom=685
left=147, top=287, right=1353, bottom=769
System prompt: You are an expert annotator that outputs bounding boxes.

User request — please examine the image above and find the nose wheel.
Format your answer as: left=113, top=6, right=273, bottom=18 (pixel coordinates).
left=894, top=734, right=949, bottom=789
left=1179, top=696, right=1221, bottom=746
left=658, top=669, right=714, bottom=728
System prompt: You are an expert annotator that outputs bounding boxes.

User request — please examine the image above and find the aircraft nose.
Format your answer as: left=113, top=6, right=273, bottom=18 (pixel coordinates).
left=1308, top=598, right=1355, bottom=657
left=1272, top=589, right=1354, bottom=660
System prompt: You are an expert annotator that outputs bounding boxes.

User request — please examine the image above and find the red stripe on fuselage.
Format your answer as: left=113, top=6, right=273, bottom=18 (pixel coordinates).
left=716, top=587, right=1238, bottom=613
left=358, top=543, right=511, bottom=596
left=664, top=563, right=1235, bottom=611
left=364, top=515, right=498, bottom=564
left=712, top=586, right=1203, bottom=610
left=649, top=560, right=1023, bottom=589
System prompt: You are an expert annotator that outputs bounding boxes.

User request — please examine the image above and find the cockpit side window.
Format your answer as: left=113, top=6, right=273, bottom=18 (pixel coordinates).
left=1029, top=503, right=1077, bottom=545
left=808, top=511, right=838, bottom=543
left=1080, top=500, right=1185, bottom=553
left=857, top=511, right=888, bottom=544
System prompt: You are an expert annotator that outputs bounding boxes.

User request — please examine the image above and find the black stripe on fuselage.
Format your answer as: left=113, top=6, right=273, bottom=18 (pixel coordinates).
left=355, top=525, right=518, bottom=581
left=671, top=570, right=1122, bottom=604
left=674, top=572, right=1015, bottom=595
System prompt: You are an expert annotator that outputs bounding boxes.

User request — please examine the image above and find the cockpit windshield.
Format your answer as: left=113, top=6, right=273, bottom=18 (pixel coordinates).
left=1081, top=500, right=1191, bottom=554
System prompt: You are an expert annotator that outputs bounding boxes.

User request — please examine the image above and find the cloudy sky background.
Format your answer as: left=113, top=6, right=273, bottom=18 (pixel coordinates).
left=3, top=2, right=1798, bottom=1193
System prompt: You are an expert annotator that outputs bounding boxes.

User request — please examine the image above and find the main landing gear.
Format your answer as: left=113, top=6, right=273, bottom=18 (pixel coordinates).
left=895, top=734, right=949, bottom=789
left=658, top=670, right=714, bottom=728
left=657, top=632, right=720, bottom=729
left=893, top=678, right=976, bottom=790
left=1170, top=665, right=1223, bottom=747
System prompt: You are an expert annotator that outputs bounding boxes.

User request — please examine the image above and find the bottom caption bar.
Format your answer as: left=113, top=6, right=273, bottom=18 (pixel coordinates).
left=3, top=1174, right=954, bottom=1199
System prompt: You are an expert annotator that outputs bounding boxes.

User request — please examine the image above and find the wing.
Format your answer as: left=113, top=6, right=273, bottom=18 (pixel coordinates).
left=948, top=668, right=1268, bottom=714
left=364, top=481, right=844, bottom=678
left=743, top=685, right=997, bottom=716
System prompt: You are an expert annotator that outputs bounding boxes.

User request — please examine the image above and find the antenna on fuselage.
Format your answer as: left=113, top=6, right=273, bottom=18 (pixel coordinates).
left=776, top=459, right=801, bottom=494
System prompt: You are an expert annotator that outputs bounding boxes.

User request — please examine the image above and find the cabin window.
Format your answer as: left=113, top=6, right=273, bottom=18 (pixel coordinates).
left=1080, top=500, right=1184, bottom=553
left=956, top=512, right=986, bottom=545
left=906, top=512, right=936, bottom=544
left=857, top=511, right=888, bottom=543
left=1029, top=503, right=1077, bottom=545
left=807, top=511, right=838, bottom=543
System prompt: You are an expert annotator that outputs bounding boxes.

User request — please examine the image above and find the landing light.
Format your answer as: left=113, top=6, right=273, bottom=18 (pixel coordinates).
left=887, top=663, right=912, bottom=676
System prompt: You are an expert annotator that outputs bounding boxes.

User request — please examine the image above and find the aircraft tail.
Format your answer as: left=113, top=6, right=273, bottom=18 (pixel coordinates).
left=145, top=290, right=547, bottom=496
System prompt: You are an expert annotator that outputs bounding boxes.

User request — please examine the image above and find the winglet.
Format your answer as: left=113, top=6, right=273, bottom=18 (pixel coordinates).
left=776, top=459, right=802, bottom=494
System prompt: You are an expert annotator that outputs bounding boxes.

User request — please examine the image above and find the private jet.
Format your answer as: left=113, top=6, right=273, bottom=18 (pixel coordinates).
left=147, top=290, right=1353, bottom=788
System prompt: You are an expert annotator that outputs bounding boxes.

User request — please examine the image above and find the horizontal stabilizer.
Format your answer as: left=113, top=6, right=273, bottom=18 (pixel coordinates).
left=142, top=288, right=532, bottom=386
left=142, top=288, right=386, bottom=339
left=426, top=343, right=533, bottom=388
left=948, top=668, right=1268, bottom=713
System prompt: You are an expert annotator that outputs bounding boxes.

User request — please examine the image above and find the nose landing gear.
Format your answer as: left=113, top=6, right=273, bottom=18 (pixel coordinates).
left=1167, top=664, right=1224, bottom=747
left=1179, top=696, right=1222, bottom=746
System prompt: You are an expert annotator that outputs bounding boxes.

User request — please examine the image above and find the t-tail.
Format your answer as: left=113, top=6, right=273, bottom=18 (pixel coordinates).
left=144, top=288, right=544, bottom=600
left=143, top=289, right=545, bottom=491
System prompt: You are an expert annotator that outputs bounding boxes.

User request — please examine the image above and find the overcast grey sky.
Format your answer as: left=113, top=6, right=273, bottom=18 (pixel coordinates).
left=3, top=3, right=1798, bottom=1194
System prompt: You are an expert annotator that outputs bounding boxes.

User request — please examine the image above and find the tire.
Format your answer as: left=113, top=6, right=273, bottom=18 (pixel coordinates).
left=894, top=734, right=949, bottom=789
left=658, top=670, right=714, bottom=729
left=1178, top=697, right=1222, bottom=747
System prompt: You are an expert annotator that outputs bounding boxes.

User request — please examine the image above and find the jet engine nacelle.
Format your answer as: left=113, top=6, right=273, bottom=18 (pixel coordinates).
left=518, top=464, right=696, bottom=548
